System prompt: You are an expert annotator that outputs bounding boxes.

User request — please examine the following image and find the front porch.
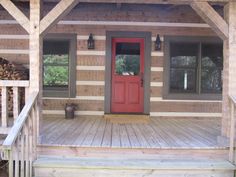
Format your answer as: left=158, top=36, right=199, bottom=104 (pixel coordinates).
left=0, top=0, right=236, bottom=176
left=41, top=116, right=222, bottom=149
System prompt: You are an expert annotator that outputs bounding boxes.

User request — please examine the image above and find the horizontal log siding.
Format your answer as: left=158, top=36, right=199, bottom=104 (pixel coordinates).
left=77, top=56, right=105, bottom=66
left=0, top=39, right=29, bottom=49
left=43, top=99, right=104, bottom=111
left=76, top=85, right=104, bottom=96
left=0, top=4, right=222, bottom=117
left=150, top=102, right=221, bottom=113
left=151, top=56, right=164, bottom=67
left=77, top=40, right=105, bottom=51
left=75, top=36, right=106, bottom=103
left=76, top=71, right=105, bottom=81
left=0, top=54, right=29, bottom=64
left=150, top=87, right=162, bottom=97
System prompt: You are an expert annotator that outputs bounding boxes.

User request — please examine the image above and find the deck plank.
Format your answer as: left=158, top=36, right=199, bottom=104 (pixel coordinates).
left=111, top=123, right=121, bottom=147
left=125, top=124, right=140, bottom=148
left=131, top=124, right=150, bottom=148
left=119, top=124, right=131, bottom=148
left=174, top=119, right=218, bottom=146
left=168, top=119, right=209, bottom=147
left=137, top=124, right=161, bottom=148
left=41, top=116, right=222, bottom=149
left=81, top=118, right=102, bottom=146
left=159, top=119, right=203, bottom=147
left=73, top=118, right=97, bottom=146
left=101, top=121, right=112, bottom=147
left=91, top=119, right=106, bottom=147
left=62, top=118, right=91, bottom=145
left=149, top=119, right=180, bottom=147
left=55, top=117, right=86, bottom=145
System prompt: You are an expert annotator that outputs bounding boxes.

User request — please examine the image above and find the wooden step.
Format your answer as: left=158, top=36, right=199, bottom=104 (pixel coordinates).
left=34, top=156, right=235, bottom=177
left=37, top=145, right=230, bottom=160
left=104, top=114, right=150, bottom=124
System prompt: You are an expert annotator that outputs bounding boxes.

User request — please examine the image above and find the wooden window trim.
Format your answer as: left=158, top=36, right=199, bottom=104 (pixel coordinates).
left=163, top=36, right=222, bottom=100
left=43, top=34, right=77, bottom=98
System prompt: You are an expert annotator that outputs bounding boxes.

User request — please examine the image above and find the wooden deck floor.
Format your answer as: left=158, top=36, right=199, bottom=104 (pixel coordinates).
left=41, top=116, right=223, bottom=149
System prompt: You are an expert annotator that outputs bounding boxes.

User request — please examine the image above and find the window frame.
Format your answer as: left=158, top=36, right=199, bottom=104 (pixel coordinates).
left=163, top=36, right=223, bottom=100
left=43, top=34, right=77, bottom=98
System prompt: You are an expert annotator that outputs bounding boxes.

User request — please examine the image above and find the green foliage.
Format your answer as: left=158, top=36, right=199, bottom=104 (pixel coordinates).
left=43, top=54, right=69, bottom=86
left=115, top=55, right=140, bottom=75
left=44, top=54, right=68, bottom=65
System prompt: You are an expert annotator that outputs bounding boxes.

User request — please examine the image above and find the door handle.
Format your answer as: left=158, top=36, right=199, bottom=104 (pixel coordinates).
left=140, top=72, right=144, bottom=87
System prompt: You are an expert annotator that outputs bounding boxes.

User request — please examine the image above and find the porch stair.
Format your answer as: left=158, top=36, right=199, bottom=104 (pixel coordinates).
left=33, top=156, right=235, bottom=177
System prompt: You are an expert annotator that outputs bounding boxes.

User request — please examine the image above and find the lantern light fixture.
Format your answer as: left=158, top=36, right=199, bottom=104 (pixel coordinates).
left=155, top=34, right=162, bottom=51
left=87, top=33, right=95, bottom=50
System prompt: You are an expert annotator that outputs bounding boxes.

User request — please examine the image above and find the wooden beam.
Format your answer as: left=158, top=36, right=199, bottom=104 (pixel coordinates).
left=14, top=0, right=229, bottom=5
left=40, top=0, right=79, bottom=35
left=0, top=0, right=30, bottom=33
left=77, top=0, right=229, bottom=4
left=222, top=2, right=236, bottom=139
left=29, top=0, right=42, bottom=143
left=29, top=0, right=41, bottom=93
left=190, top=1, right=228, bottom=40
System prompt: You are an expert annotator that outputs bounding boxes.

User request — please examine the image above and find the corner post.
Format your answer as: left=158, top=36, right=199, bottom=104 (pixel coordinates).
left=29, top=0, right=43, bottom=143
left=222, top=2, right=236, bottom=138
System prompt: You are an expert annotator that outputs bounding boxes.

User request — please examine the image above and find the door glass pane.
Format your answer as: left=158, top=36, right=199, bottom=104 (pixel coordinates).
left=169, top=43, right=198, bottom=93
left=115, top=42, right=140, bottom=75
left=201, top=43, right=223, bottom=93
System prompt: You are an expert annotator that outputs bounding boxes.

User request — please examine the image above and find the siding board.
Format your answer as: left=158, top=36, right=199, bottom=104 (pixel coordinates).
left=77, top=56, right=105, bottom=66
left=43, top=99, right=104, bottom=111
left=150, top=102, right=222, bottom=113
left=76, top=70, right=105, bottom=81
left=76, top=85, right=104, bottom=96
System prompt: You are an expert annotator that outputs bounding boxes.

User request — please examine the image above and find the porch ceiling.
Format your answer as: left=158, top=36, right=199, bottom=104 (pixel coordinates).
left=13, top=0, right=228, bottom=5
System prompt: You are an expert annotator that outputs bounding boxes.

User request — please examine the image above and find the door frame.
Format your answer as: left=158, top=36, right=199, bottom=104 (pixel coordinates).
left=105, top=31, right=151, bottom=114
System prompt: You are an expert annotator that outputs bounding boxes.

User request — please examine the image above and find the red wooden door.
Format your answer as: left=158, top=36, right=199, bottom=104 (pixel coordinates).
left=111, top=38, right=144, bottom=113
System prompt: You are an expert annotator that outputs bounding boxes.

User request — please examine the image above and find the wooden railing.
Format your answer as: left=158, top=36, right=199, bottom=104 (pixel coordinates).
left=229, top=94, right=236, bottom=163
left=0, top=80, right=29, bottom=134
left=1, top=91, right=39, bottom=177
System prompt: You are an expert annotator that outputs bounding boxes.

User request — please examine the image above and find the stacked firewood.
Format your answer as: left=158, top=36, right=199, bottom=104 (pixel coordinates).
left=0, top=58, right=28, bottom=80
left=0, top=57, right=29, bottom=115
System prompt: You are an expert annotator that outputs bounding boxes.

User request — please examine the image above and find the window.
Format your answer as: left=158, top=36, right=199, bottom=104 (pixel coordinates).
left=164, top=37, right=223, bottom=100
left=43, top=35, right=76, bottom=97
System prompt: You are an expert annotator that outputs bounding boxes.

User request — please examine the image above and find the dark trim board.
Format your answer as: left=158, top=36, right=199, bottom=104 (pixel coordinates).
left=105, top=31, right=151, bottom=114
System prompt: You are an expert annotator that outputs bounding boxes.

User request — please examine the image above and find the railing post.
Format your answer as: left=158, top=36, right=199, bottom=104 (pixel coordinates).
left=229, top=99, right=235, bottom=163
left=1, top=87, right=8, bottom=127
left=8, top=150, right=13, bottom=177
left=13, top=87, right=20, bottom=121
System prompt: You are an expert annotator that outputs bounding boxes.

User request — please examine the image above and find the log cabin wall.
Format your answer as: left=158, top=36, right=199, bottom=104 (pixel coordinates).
left=0, top=3, right=222, bottom=118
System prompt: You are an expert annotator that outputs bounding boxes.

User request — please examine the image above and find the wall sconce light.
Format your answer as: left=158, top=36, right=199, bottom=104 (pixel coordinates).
left=87, top=33, right=95, bottom=49
left=155, top=34, right=162, bottom=51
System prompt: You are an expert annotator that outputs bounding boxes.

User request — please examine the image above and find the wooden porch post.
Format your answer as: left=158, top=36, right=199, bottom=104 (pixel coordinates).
left=222, top=2, right=236, bottom=138
left=29, top=0, right=43, bottom=142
